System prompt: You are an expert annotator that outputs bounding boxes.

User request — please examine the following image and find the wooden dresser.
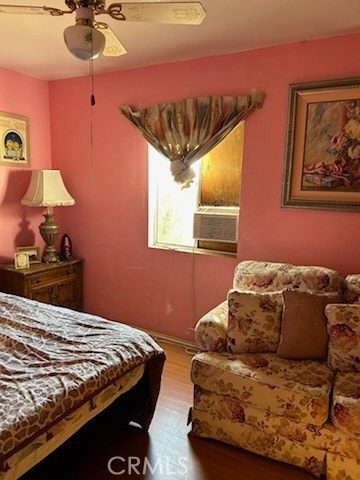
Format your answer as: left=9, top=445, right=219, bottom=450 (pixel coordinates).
left=0, top=257, right=83, bottom=311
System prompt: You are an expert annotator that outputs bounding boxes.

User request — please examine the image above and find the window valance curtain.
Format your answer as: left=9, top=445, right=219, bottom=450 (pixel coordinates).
left=120, top=90, right=265, bottom=187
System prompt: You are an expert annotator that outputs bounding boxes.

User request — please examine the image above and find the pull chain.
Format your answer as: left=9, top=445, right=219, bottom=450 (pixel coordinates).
left=89, top=54, right=96, bottom=106
left=90, top=59, right=96, bottom=106
left=89, top=25, right=96, bottom=107
left=89, top=27, right=96, bottom=187
left=89, top=56, right=95, bottom=186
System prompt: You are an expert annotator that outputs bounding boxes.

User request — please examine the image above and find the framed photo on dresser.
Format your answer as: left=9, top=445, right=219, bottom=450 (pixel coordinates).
left=16, top=246, right=41, bottom=264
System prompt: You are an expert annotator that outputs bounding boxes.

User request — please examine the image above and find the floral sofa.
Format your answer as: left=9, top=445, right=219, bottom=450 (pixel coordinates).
left=190, top=260, right=360, bottom=479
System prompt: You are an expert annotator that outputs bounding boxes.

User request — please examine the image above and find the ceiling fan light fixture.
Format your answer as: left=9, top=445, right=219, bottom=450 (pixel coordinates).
left=63, top=24, right=105, bottom=60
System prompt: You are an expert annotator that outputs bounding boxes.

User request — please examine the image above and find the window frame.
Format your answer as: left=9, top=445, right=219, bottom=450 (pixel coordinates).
left=148, top=122, right=244, bottom=257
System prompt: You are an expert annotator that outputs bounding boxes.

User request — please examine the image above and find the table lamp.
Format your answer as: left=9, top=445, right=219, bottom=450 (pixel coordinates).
left=21, top=170, right=75, bottom=263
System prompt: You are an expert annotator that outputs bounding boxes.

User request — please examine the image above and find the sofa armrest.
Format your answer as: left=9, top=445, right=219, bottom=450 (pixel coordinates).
left=344, top=274, right=360, bottom=303
left=325, top=303, right=360, bottom=372
left=195, top=301, right=228, bottom=352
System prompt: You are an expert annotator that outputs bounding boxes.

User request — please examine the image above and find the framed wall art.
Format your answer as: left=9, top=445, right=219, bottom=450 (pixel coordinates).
left=281, top=77, right=360, bottom=211
left=0, top=111, right=30, bottom=167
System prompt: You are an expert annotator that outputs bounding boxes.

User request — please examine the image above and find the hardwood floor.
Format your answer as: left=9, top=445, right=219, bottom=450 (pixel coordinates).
left=22, top=342, right=316, bottom=480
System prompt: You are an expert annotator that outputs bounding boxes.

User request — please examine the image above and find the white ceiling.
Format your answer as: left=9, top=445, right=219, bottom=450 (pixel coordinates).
left=0, top=0, right=360, bottom=81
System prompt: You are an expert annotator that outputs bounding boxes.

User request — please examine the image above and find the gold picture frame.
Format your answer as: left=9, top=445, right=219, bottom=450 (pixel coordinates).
left=0, top=111, right=30, bottom=167
left=14, top=252, right=30, bottom=270
left=282, top=77, right=360, bottom=211
left=16, top=246, right=41, bottom=264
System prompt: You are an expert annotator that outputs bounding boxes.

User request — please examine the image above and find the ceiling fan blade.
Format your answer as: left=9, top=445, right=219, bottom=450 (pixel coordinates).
left=107, top=2, right=206, bottom=25
left=0, top=5, right=70, bottom=15
left=96, top=22, right=127, bottom=57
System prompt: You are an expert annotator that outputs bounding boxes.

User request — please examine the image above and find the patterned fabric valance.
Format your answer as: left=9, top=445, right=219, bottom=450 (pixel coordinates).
left=120, top=91, right=265, bottom=187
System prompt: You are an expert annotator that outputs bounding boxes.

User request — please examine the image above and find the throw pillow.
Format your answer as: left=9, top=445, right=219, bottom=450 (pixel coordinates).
left=277, top=290, right=341, bottom=360
left=226, top=289, right=283, bottom=354
left=326, top=304, right=360, bottom=372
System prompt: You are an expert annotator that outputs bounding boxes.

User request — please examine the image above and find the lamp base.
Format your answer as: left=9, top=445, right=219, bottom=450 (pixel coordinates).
left=39, top=213, right=59, bottom=263
left=42, top=248, right=59, bottom=263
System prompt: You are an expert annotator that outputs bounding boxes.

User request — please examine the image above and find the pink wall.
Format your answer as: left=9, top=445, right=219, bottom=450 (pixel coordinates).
left=49, top=33, right=360, bottom=340
left=0, top=67, right=52, bottom=262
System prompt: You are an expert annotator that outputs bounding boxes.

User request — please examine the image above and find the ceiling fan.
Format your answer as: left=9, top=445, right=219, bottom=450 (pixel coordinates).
left=0, top=1, right=206, bottom=60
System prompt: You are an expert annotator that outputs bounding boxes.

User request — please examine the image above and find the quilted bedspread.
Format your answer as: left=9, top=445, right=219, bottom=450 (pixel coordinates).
left=0, top=292, right=164, bottom=464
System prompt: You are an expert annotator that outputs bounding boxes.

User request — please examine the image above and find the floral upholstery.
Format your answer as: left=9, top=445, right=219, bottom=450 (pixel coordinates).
left=326, top=304, right=360, bottom=372
left=191, top=351, right=333, bottom=425
left=194, top=261, right=345, bottom=356
left=326, top=453, right=360, bottom=480
left=192, top=409, right=326, bottom=477
left=226, top=290, right=283, bottom=353
left=233, top=260, right=344, bottom=294
left=344, top=274, right=360, bottom=303
left=193, top=386, right=360, bottom=459
left=195, top=301, right=227, bottom=352
left=191, top=260, right=360, bottom=479
left=331, top=372, right=360, bottom=436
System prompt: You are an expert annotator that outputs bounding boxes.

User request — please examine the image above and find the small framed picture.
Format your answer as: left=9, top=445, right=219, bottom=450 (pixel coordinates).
left=0, top=111, right=30, bottom=167
left=14, top=252, right=30, bottom=269
left=16, top=246, right=41, bottom=264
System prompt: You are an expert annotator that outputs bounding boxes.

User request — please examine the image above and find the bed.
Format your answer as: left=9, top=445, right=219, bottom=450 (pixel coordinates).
left=0, top=292, right=165, bottom=479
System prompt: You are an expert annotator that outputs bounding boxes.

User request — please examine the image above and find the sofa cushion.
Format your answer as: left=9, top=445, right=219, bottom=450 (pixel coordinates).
left=193, top=385, right=360, bottom=459
left=233, top=260, right=343, bottom=294
left=191, top=351, right=334, bottom=426
left=192, top=409, right=326, bottom=477
left=331, top=372, right=360, bottom=436
left=326, top=304, right=360, bottom=372
left=277, top=290, right=341, bottom=360
left=226, top=290, right=282, bottom=353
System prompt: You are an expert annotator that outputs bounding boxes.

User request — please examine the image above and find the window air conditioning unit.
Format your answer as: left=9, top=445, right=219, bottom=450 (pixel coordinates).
left=193, top=207, right=239, bottom=243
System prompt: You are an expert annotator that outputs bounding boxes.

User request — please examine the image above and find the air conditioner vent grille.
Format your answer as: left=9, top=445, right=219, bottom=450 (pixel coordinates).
left=193, top=210, right=238, bottom=243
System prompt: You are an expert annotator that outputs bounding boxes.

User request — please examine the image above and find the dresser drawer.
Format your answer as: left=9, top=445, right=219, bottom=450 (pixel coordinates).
left=28, top=264, right=81, bottom=288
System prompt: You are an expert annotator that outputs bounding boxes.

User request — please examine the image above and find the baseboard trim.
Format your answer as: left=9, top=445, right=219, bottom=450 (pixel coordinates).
left=133, top=326, right=197, bottom=350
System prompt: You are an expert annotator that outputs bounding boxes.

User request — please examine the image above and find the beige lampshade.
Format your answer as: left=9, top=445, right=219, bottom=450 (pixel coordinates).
left=21, top=170, right=75, bottom=207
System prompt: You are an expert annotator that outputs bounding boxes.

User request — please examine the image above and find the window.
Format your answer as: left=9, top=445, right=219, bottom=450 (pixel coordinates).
left=148, top=150, right=200, bottom=249
left=148, top=122, right=244, bottom=255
